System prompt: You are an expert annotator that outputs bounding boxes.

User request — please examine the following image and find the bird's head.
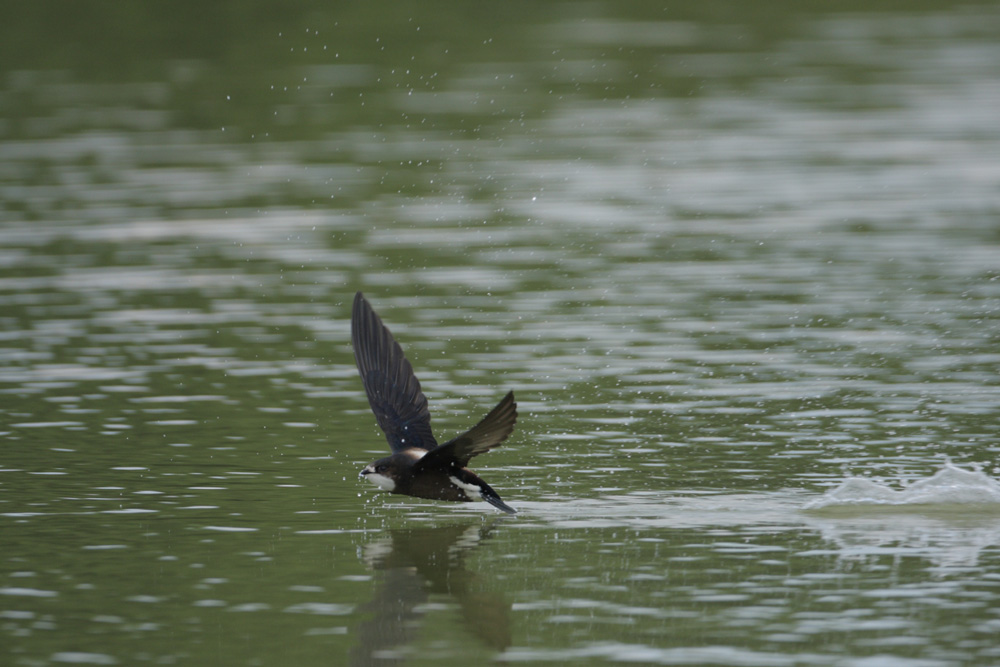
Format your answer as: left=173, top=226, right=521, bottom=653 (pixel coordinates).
left=360, top=456, right=401, bottom=492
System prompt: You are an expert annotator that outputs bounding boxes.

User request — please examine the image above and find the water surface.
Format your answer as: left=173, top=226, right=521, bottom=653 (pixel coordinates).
left=2, top=2, right=1000, bottom=665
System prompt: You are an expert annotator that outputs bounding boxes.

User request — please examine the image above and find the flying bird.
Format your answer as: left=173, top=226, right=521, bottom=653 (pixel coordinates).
left=351, top=291, right=517, bottom=514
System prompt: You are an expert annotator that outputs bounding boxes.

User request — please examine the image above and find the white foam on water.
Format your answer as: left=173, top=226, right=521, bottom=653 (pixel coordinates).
left=805, top=461, right=1000, bottom=510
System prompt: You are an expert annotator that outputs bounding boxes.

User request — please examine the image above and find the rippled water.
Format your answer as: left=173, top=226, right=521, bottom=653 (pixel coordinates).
left=2, top=2, right=1000, bottom=665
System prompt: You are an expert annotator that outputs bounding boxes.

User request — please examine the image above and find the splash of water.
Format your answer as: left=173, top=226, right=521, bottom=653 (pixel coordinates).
left=806, top=461, right=1000, bottom=510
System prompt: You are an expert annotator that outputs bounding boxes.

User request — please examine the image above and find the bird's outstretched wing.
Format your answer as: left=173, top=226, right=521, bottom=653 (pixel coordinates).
left=418, top=391, right=516, bottom=470
left=351, top=291, right=437, bottom=452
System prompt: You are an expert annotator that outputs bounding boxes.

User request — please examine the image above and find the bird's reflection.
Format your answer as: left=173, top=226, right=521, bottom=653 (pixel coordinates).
left=349, top=520, right=511, bottom=665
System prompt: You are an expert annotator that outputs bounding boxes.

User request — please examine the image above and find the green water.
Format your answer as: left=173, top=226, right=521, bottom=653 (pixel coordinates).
left=3, top=2, right=1000, bottom=665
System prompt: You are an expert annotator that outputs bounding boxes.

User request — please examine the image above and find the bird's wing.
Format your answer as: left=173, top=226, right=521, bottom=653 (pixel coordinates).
left=351, top=291, right=437, bottom=452
left=418, top=391, right=516, bottom=469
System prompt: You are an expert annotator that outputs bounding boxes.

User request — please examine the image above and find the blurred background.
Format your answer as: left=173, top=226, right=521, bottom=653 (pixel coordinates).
left=2, top=1, right=1000, bottom=665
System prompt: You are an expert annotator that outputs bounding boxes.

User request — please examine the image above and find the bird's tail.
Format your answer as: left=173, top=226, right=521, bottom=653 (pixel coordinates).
left=480, top=484, right=517, bottom=514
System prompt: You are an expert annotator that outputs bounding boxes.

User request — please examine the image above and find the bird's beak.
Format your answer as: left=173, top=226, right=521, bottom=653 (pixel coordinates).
left=359, top=467, right=370, bottom=478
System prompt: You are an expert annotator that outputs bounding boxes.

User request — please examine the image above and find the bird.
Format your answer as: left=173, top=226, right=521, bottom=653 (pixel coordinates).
left=351, top=291, right=518, bottom=514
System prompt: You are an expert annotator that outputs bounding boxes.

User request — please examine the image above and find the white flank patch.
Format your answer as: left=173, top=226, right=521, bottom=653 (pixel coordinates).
left=449, top=476, right=483, bottom=501
left=403, top=448, right=427, bottom=461
left=365, top=472, right=396, bottom=492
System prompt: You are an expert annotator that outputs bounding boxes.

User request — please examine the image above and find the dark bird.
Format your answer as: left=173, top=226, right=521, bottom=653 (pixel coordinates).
left=351, top=291, right=517, bottom=514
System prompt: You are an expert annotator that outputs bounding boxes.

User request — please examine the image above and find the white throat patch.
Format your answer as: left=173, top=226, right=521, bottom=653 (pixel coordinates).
left=365, top=472, right=396, bottom=492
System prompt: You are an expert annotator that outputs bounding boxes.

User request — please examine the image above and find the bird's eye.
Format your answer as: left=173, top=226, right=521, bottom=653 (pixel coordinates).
left=375, top=464, right=387, bottom=473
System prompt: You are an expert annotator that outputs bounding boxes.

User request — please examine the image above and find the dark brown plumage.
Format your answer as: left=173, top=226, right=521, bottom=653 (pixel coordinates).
left=352, top=291, right=517, bottom=514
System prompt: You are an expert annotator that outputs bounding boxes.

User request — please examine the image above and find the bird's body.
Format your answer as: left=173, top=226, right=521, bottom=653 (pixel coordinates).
left=351, top=291, right=517, bottom=514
